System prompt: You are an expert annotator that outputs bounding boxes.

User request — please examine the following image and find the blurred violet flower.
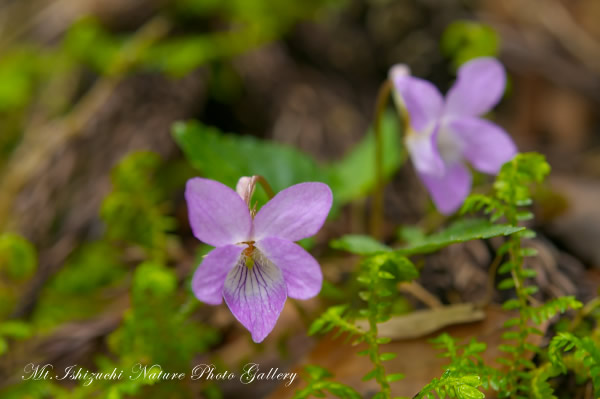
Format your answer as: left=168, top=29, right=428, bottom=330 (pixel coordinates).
left=389, top=57, right=517, bottom=214
left=186, top=177, right=332, bottom=343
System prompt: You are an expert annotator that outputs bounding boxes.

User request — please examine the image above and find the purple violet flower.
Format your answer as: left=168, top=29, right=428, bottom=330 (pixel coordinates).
left=390, top=57, right=517, bottom=214
left=185, top=177, right=333, bottom=343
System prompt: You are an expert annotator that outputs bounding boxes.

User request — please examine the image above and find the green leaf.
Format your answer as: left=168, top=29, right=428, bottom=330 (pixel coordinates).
left=173, top=121, right=327, bottom=207
left=101, top=151, right=176, bottom=252
left=328, top=112, right=404, bottom=203
left=503, top=317, right=520, bottom=328
left=498, top=261, right=514, bottom=274
left=528, top=297, right=582, bottom=324
left=364, top=252, right=418, bottom=282
left=397, top=225, right=426, bottom=243
left=63, top=17, right=121, bottom=74
left=457, top=384, right=485, bottom=399
left=520, top=248, right=538, bottom=257
left=530, top=363, right=559, bottom=399
left=499, top=344, right=517, bottom=354
left=0, top=233, right=37, bottom=281
left=308, top=318, right=328, bottom=336
left=460, top=375, right=482, bottom=387
left=517, top=229, right=536, bottom=239
left=522, top=286, right=539, bottom=296
left=325, top=382, right=362, bottom=399
left=502, top=299, right=521, bottom=310
left=516, top=211, right=533, bottom=221
left=378, top=271, right=396, bottom=280
left=356, top=275, right=371, bottom=284
left=0, top=48, right=41, bottom=111
left=132, top=262, right=177, bottom=299
left=501, top=331, right=520, bottom=341
left=441, top=21, right=500, bottom=69
left=380, top=352, right=397, bottom=361
left=496, top=357, right=512, bottom=366
left=494, top=153, right=551, bottom=205
left=330, top=235, right=391, bottom=255
left=0, top=321, right=32, bottom=339
left=146, top=36, right=224, bottom=76
left=498, top=278, right=515, bottom=290
left=146, top=0, right=333, bottom=75
left=174, top=114, right=403, bottom=211
left=519, top=268, right=537, bottom=278
left=415, top=372, right=485, bottom=399
left=386, top=373, right=405, bottom=382
left=308, top=305, right=363, bottom=340
left=362, top=368, right=378, bottom=381
left=395, top=219, right=523, bottom=256
left=303, top=365, right=332, bottom=380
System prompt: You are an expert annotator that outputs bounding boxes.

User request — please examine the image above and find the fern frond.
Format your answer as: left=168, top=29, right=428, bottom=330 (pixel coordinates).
left=308, top=305, right=365, bottom=342
left=549, top=332, right=600, bottom=396
left=414, top=370, right=485, bottom=399
left=529, top=363, right=559, bottom=399
left=293, top=365, right=362, bottom=399
left=527, top=297, right=583, bottom=324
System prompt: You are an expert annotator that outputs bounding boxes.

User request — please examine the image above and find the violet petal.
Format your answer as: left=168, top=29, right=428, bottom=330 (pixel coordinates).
left=192, top=244, right=244, bottom=305
left=185, top=178, right=252, bottom=247
left=445, top=57, right=506, bottom=117
left=253, top=182, right=333, bottom=242
left=419, top=162, right=472, bottom=215
left=257, top=237, right=322, bottom=300
left=223, top=252, right=287, bottom=343
left=406, top=125, right=445, bottom=177
left=392, top=74, right=444, bottom=132
left=446, top=116, right=517, bottom=174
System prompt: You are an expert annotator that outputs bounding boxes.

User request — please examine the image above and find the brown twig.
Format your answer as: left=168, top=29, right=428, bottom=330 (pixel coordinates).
left=369, top=79, right=392, bottom=240
left=254, top=175, right=276, bottom=199
left=0, top=16, right=170, bottom=231
left=478, top=251, right=503, bottom=307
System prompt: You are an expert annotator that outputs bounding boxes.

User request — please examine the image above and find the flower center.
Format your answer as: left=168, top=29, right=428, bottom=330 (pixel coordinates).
left=437, top=127, right=463, bottom=163
left=239, top=241, right=256, bottom=270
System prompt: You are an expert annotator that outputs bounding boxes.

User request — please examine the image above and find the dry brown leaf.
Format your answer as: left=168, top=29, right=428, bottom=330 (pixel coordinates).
left=268, top=305, right=548, bottom=399
left=356, top=303, right=485, bottom=340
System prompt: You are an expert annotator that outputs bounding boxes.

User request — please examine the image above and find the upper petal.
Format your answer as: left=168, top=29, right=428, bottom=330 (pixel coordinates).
left=223, top=253, right=287, bottom=343
left=253, top=182, right=333, bottom=242
left=391, top=72, right=444, bottom=132
left=185, top=178, right=252, bottom=247
left=446, top=116, right=517, bottom=174
left=445, top=57, right=506, bottom=117
left=406, top=126, right=445, bottom=177
left=192, top=244, right=244, bottom=305
left=257, top=237, right=323, bottom=300
left=419, top=162, right=472, bottom=215
left=235, top=176, right=258, bottom=205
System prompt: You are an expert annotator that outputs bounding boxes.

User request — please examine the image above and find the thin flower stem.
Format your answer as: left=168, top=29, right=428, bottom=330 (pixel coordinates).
left=569, top=297, right=600, bottom=332
left=478, top=251, right=503, bottom=307
left=254, top=175, right=275, bottom=199
left=370, top=79, right=392, bottom=240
